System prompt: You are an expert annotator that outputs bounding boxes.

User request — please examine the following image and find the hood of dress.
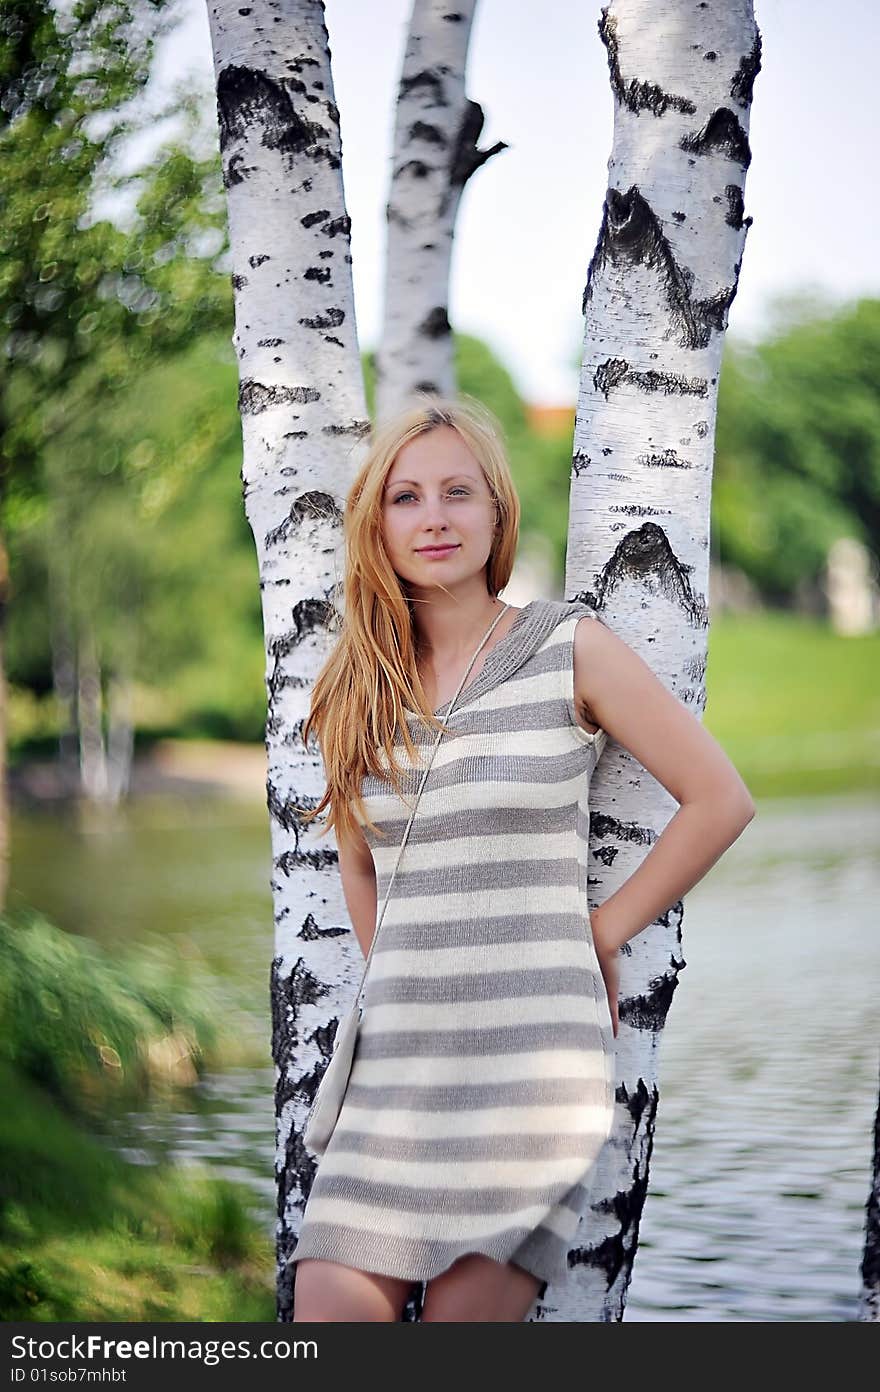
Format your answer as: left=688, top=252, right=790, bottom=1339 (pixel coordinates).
left=410, top=596, right=598, bottom=718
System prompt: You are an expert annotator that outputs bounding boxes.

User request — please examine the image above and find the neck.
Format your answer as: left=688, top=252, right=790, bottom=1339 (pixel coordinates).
left=410, top=588, right=506, bottom=661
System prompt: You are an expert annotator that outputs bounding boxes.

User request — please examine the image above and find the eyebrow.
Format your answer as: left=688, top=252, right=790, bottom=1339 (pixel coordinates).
left=384, top=475, right=478, bottom=492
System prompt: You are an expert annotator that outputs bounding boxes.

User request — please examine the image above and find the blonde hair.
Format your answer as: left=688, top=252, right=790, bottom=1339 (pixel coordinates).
left=300, top=393, right=521, bottom=847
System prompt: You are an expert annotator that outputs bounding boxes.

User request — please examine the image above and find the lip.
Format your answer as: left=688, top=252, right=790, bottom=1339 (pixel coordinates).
left=416, top=544, right=460, bottom=557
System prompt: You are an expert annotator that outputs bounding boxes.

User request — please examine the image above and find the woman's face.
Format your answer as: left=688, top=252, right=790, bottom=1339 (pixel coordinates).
left=380, top=426, right=497, bottom=591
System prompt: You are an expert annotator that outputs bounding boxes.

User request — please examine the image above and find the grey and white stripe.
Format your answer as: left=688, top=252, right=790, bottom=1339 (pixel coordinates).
left=291, top=599, right=616, bottom=1287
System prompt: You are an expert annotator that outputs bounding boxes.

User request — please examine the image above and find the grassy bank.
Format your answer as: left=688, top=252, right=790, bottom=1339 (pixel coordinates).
left=0, top=1062, right=274, bottom=1321
left=0, top=909, right=275, bottom=1322
left=706, top=611, right=879, bottom=799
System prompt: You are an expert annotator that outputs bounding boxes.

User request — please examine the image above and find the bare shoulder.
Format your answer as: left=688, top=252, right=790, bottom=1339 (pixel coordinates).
left=572, top=614, right=755, bottom=813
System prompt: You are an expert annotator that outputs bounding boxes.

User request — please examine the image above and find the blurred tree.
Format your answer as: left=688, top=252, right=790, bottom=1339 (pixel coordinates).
left=715, top=297, right=880, bottom=602
left=0, top=0, right=232, bottom=841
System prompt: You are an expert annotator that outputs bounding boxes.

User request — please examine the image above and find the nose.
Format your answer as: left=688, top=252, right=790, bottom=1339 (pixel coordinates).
left=420, top=497, right=452, bottom=531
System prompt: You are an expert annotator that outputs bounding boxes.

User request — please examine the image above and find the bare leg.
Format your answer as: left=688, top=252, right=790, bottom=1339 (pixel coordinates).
left=292, top=1258, right=418, bottom=1322
left=421, top=1254, right=543, bottom=1323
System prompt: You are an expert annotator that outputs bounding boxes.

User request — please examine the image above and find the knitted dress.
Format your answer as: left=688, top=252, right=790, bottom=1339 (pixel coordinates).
left=291, top=598, right=616, bottom=1289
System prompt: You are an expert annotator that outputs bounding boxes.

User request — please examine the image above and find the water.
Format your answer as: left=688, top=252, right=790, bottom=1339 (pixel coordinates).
left=10, top=790, right=879, bottom=1320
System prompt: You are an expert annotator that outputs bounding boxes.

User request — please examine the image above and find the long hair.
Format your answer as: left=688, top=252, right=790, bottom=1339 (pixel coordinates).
left=300, top=393, right=521, bottom=847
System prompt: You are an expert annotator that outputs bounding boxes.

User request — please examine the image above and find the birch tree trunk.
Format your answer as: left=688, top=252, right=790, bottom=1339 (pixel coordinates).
left=77, top=627, right=109, bottom=803
left=47, top=542, right=80, bottom=798
left=105, top=668, right=135, bottom=805
left=859, top=1065, right=880, bottom=1319
left=548, top=0, right=762, bottom=1322
left=204, top=0, right=371, bottom=1322
left=374, top=0, right=506, bottom=422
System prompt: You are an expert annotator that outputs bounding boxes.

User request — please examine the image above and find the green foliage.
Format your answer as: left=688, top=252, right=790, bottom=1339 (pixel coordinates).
left=0, top=1061, right=273, bottom=1321
left=0, top=0, right=232, bottom=513
left=0, top=904, right=230, bottom=1109
left=715, top=297, right=880, bottom=596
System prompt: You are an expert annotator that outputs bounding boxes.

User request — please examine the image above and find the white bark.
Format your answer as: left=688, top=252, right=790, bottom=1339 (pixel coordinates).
left=545, top=0, right=761, bottom=1322
left=859, top=1065, right=880, bottom=1319
left=374, top=0, right=507, bottom=422
left=47, top=538, right=80, bottom=795
left=105, top=669, right=134, bottom=804
left=204, top=0, right=370, bottom=1321
left=77, top=627, right=108, bottom=801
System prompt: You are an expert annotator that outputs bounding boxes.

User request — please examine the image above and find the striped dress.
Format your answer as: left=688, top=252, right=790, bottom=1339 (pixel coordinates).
left=291, top=597, right=616, bottom=1289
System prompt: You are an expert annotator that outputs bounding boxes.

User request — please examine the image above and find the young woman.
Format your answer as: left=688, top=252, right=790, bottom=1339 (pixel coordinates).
left=290, top=395, right=754, bottom=1323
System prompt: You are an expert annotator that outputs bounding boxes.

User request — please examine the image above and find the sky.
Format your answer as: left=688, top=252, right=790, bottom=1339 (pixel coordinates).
left=156, top=0, right=880, bottom=405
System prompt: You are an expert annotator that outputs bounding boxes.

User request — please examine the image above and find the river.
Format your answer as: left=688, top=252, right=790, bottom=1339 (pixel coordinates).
left=10, top=788, right=878, bottom=1321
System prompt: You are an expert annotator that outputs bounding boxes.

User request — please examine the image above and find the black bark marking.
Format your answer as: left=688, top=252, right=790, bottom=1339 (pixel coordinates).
left=598, top=9, right=696, bottom=118
left=258, top=337, right=284, bottom=347
left=271, top=952, right=327, bottom=1263
left=321, top=417, right=372, bottom=438
left=299, top=306, right=344, bottom=330
left=593, top=358, right=708, bottom=401
left=265, top=595, right=335, bottom=719
left=216, top=66, right=340, bottom=180
left=317, top=214, right=351, bottom=239
left=323, top=335, right=344, bottom=347
left=413, top=380, right=440, bottom=395
left=587, top=522, right=709, bottom=626
left=275, top=840, right=337, bottom=877
left=297, top=910, right=347, bottom=942
left=301, top=208, right=330, bottom=228
left=231, top=273, right=248, bottom=290
left=267, top=777, right=310, bottom=837
left=409, top=119, right=447, bottom=147
left=396, top=158, right=431, bottom=180
left=584, top=187, right=737, bottom=349
left=593, top=844, right=619, bottom=868
left=860, top=1073, right=880, bottom=1301
left=730, top=31, right=762, bottom=107
left=442, top=10, right=464, bottom=19
left=621, top=960, right=682, bottom=1033
left=399, top=70, right=447, bottom=106
left=238, top=380, right=320, bottom=415
left=613, top=503, right=674, bottom=517
left=420, top=306, right=451, bottom=339
left=448, top=99, right=507, bottom=194
left=724, top=183, right=752, bottom=231
left=635, top=447, right=693, bottom=470
left=249, top=252, right=270, bottom=268
left=264, top=495, right=339, bottom=548
left=589, top=809, right=657, bottom=848
left=570, top=1076, right=658, bottom=1292
left=305, top=265, right=331, bottom=283
left=572, top=450, right=591, bottom=478
left=679, top=106, right=751, bottom=168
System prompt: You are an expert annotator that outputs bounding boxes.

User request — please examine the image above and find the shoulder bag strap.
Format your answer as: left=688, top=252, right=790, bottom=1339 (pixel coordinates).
left=352, top=601, right=511, bottom=1016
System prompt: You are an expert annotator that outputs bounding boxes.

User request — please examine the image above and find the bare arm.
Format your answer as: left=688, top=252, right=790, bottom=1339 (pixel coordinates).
left=573, top=615, right=755, bottom=958
left=336, top=818, right=378, bottom=959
